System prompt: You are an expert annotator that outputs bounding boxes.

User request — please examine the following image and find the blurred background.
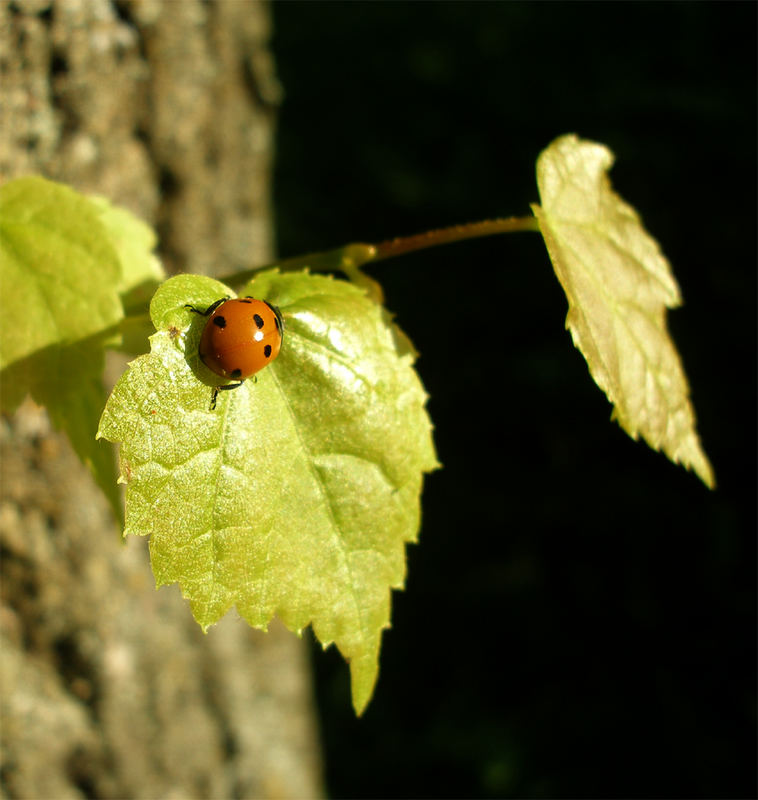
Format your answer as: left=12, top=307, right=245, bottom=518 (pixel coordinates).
left=271, top=3, right=756, bottom=797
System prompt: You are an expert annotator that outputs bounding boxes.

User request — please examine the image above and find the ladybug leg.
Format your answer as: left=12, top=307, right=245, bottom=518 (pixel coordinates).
left=216, top=381, right=245, bottom=394
left=208, top=381, right=244, bottom=410
left=185, top=297, right=228, bottom=317
left=263, top=300, right=285, bottom=333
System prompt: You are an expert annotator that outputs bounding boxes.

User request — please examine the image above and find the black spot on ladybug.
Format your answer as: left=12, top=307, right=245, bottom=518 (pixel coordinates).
left=230, top=368, right=242, bottom=379
left=213, top=316, right=227, bottom=329
left=253, top=313, right=264, bottom=329
left=240, top=298, right=253, bottom=303
left=264, top=344, right=272, bottom=358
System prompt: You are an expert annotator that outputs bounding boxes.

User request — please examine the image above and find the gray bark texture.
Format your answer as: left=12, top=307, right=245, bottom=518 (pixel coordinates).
left=0, top=1, right=323, bottom=797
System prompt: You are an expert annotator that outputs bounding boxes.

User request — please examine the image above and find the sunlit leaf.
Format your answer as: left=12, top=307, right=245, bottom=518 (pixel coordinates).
left=87, top=193, right=165, bottom=309
left=532, top=134, right=714, bottom=488
left=0, top=176, right=163, bottom=518
left=98, top=271, right=438, bottom=713
left=0, top=177, right=122, bottom=374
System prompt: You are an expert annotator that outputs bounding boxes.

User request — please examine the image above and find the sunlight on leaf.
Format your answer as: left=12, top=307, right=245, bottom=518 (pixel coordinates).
left=98, top=271, right=438, bottom=713
left=0, top=177, right=122, bottom=374
left=0, top=176, right=163, bottom=518
left=88, top=194, right=165, bottom=308
left=532, top=134, right=714, bottom=488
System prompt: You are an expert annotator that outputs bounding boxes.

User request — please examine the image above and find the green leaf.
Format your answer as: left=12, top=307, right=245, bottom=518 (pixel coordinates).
left=97, top=271, right=438, bottom=714
left=0, top=177, right=123, bottom=374
left=87, top=193, right=165, bottom=310
left=0, top=176, right=162, bottom=519
left=532, top=134, right=714, bottom=488
left=88, top=193, right=166, bottom=359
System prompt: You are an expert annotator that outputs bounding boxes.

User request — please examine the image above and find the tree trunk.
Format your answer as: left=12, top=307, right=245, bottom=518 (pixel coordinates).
left=0, top=2, right=322, bottom=797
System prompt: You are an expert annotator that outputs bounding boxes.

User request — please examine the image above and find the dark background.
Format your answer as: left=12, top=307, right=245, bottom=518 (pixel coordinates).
left=271, top=3, right=756, bottom=798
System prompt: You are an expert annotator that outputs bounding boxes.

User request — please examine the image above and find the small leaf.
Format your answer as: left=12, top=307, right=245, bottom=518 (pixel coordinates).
left=532, top=134, right=714, bottom=488
left=98, top=271, right=438, bottom=714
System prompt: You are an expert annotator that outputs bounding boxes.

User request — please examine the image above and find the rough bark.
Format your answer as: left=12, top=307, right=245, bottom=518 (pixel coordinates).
left=0, top=2, right=322, bottom=797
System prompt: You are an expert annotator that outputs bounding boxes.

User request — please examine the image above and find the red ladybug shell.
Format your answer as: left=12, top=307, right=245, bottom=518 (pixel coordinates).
left=198, top=298, right=283, bottom=381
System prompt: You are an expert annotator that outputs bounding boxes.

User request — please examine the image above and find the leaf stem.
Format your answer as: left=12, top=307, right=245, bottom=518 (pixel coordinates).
left=218, top=215, right=539, bottom=287
left=370, top=216, right=540, bottom=262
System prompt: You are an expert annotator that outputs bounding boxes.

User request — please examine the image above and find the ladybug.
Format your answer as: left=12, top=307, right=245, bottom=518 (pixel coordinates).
left=185, top=296, right=284, bottom=409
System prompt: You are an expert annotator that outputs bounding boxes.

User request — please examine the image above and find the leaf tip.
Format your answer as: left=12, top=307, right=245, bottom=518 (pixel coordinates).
left=349, top=652, right=380, bottom=717
left=688, top=448, right=716, bottom=490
